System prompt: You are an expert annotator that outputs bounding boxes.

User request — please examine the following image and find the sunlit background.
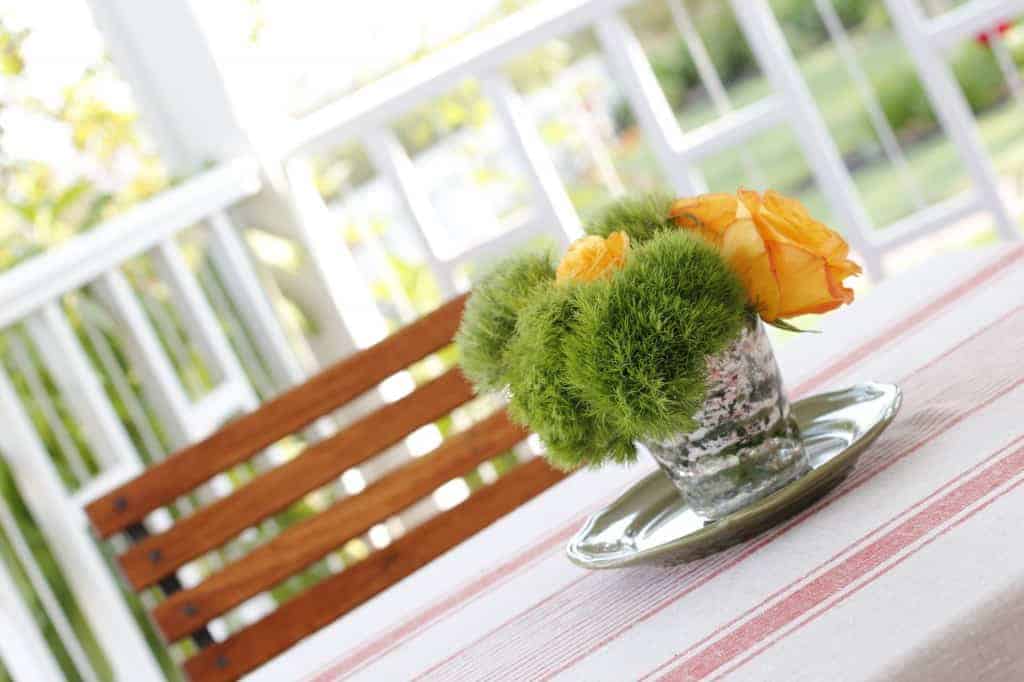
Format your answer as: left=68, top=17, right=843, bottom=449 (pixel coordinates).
left=1, top=0, right=1023, bottom=679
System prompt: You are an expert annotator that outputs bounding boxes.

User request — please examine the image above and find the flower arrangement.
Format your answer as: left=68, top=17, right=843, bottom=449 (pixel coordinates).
left=456, top=191, right=860, bottom=472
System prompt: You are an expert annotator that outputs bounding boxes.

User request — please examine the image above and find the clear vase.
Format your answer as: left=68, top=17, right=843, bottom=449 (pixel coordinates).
left=637, top=315, right=809, bottom=520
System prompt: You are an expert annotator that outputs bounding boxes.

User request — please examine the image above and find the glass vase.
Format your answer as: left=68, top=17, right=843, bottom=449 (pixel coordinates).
left=637, top=315, right=808, bottom=520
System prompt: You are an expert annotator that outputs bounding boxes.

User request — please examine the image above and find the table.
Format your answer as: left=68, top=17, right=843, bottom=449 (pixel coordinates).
left=254, top=244, right=1024, bottom=682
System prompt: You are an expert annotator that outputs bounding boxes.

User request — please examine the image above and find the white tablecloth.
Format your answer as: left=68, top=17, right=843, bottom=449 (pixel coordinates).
left=253, top=244, right=1024, bottom=682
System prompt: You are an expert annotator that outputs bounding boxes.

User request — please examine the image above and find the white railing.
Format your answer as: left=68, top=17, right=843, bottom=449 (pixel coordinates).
left=275, top=0, right=1021, bottom=341
left=0, top=159, right=302, bottom=680
left=883, top=0, right=1024, bottom=244
left=1, top=0, right=1022, bottom=679
left=279, top=0, right=883, bottom=293
left=0, top=546, right=71, bottom=682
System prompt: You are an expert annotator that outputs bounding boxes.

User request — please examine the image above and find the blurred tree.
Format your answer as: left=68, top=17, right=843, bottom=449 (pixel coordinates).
left=0, top=17, right=169, bottom=272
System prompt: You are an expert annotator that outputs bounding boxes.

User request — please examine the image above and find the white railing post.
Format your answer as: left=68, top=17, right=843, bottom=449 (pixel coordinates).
left=0, top=560, right=67, bottom=682
left=25, top=304, right=142, bottom=478
left=0, top=495, right=99, bottom=682
left=84, top=0, right=345, bottom=375
left=0, top=367, right=164, bottom=682
left=989, top=29, right=1024, bottom=109
left=365, top=128, right=459, bottom=297
left=92, top=272, right=198, bottom=447
left=595, top=14, right=708, bottom=196
left=0, top=161, right=260, bottom=331
left=883, top=0, right=1019, bottom=241
left=206, top=212, right=313, bottom=389
left=151, top=241, right=263, bottom=439
left=731, top=0, right=883, bottom=277
left=482, top=74, right=583, bottom=244
left=814, top=0, right=926, bottom=208
left=282, top=159, right=390, bottom=354
left=81, top=0, right=247, bottom=174
left=667, top=0, right=765, bottom=186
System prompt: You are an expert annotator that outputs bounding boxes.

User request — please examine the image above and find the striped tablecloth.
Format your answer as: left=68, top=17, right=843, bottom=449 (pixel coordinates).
left=255, top=245, right=1024, bottom=682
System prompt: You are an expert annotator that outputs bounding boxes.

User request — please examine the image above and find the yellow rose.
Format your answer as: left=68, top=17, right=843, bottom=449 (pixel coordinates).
left=556, top=231, right=630, bottom=284
left=672, top=190, right=861, bottom=322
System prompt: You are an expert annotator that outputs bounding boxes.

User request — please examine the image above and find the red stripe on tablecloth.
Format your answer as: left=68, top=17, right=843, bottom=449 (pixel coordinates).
left=659, top=437, right=1024, bottom=681
left=716, top=477, right=1024, bottom=681
left=642, top=428, right=1024, bottom=680
left=716, top=463, right=1024, bottom=681
left=791, top=244, right=1024, bottom=398
left=406, top=304, right=1024, bottom=682
left=413, top=547, right=743, bottom=682
left=714, top=474, right=1024, bottom=681
left=312, top=250, right=1021, bottom=682
left=306, top=512, right=590, bottom=682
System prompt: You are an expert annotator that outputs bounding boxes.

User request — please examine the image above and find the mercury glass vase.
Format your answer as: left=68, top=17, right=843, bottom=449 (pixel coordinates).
left=637, top=315, right=809, bottom=520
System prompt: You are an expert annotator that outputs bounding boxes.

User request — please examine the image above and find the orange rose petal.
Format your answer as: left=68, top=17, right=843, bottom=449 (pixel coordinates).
left=737, top=189, right=761, bottom=219
left=754, top=206, right=810, bottom=246
left=758, top=192, right=842, bottom=255
left=828, top=259, right=862, bottom=279
left=765, top=240, right=840, bottom=317
left=670, top=194, right=739, bottom=244
left=721, top=219, right=781, bottom=321
left=823, top=236, right=851, bottom=264
left=780, top=299, right=845, bottom=317
left=826, top=265, right=856, bottom=304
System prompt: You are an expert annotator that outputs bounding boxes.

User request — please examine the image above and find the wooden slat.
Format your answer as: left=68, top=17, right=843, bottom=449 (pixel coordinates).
left=86, top=293, right=468, bottom=538
left=182, top=457, right=566, bottom=682
left=153, top=410, right=527, bottom=641
left=118, top=368, right=474, bottom=590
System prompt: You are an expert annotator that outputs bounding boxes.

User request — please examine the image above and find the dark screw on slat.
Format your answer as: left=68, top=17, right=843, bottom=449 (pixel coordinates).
left=148, top=549, right=162, bottom=564
left=113, top=496, right=128, bottom=512
left=182, top=603, right=199, bottom=617
left=215, top=655, right=230, bottom=670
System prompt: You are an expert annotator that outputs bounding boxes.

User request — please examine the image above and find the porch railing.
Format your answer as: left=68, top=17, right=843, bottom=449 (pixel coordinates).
left=1, top=0, right=1022, bottom=679
left=0, top=160, right=277, bottom=680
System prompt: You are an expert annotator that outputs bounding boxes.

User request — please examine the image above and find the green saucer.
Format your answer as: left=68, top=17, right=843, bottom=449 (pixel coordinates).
left=566, top=383, right=902, bottom=569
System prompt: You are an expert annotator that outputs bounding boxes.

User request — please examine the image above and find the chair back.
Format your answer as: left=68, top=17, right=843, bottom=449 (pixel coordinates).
left=86, top=294, right=565, bottom=681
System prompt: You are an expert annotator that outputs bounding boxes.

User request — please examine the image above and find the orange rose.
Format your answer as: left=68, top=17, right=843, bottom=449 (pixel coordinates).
left=556, top=231, right=630, bottom=284
left=668, top=193, right=739, bottom=244
left=671, top=190, right=861, bottom=322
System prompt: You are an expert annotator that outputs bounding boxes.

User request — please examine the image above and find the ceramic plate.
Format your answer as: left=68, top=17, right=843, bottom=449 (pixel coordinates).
left=566, top=382, right=902, bottom=569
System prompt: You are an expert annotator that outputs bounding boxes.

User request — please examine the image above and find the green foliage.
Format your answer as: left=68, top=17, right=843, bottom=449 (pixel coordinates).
left=648, top=6, right=751, bottom=110
left=457, top=199, right=748, bottom=469
left=0, top=19, right=168, bottom=271
left=0, top=21, right=27, bottom=76
left=394, top=80, right=493, bottom=155
left=830, top=0, right=879, bottom=28
left=505, top=285, right=635, bottom=469
left=583, top=192, right=675, bottom=244
left=873, top=60, right=933, bottom=136
left=611, top=96, right=637, bottom=136
left=647, top=0, right=878, bottom=111
left=953, top=42, right=1007, bottom=114
left=650, top=42, right=699, bottom=112
left=772, top=0, right=875, bottom=53
left=564, top=231, right=747, bottom=443
left=873, top=39, right=1009, bottom=138
left=456, top=250, right=556, bottom=392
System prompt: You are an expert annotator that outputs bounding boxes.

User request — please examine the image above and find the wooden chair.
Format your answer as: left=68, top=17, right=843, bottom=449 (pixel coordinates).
left=86, top=294, right=566, bottom=682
